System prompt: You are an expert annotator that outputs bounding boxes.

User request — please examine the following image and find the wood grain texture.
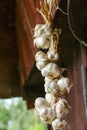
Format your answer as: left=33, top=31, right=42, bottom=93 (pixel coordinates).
left=0, top=0, right=20, bottom=98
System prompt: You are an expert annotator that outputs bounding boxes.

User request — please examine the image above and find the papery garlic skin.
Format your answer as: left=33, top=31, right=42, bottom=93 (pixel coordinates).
left=44, top=79, right=59, bottom=94
left=45, top=93, right=57, bottom=105
left=35, top=51, right=48, bottom=62
left=47, top=51, right=59, bottom=61
left=41, top=63, right=63, bottom=79
left=34, top=24, right=52, bottom=49
left=35, top=51, right=48, bottom=70
left=44, top=76, right=52, bottom=82
left=34, top=24, right=52, bottom=37
left=39, top=107, right=55, bottom=124
left=55, top=98, right=71, bottom=118
left=52, top=118, right=67, bottom=130
left=45, top=77, right=58, bottom=83
left=36, top=61, right=48, bottom=71
left=34, top=36, right=50, bottom=49
left=57, top=77, right=72, bottom=95
left=34, top=97, right=50, bottom=109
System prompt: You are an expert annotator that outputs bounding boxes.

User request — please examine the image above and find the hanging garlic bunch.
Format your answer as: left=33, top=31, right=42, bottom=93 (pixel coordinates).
left=33, top=0, right=73, bottom=130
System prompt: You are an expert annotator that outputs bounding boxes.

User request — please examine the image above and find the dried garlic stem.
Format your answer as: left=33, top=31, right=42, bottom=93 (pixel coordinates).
left=36, top=0, right=52, bottom=25
left=49, top=29, right=61, bottom=52
left=49, top=0, right=55, bottom=14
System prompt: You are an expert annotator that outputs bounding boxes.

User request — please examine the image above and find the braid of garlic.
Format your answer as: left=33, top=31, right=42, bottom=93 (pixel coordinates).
left=33, top=1, right=73, bottom=130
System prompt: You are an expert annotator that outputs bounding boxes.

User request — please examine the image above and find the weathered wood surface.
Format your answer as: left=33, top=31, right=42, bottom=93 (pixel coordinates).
left=0, top=0, right=20, bottom=98
left=16, top=0, right=87, bottom=129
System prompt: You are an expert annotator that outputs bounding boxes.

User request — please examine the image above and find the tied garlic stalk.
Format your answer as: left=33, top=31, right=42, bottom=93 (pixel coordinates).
left=33, top=0, right=73, bottom=130
left=47, top=29, right=61, bottom=61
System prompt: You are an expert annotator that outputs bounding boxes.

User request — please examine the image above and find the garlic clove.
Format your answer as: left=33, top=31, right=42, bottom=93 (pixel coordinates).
left=45, top=77, right=58, bottom=83
left=57, top=77, right=72, bottom=95
left=41, top=63, right=63, bottom=79
left=55, top=98, right=71, bottom=118
left=34, top=97, right=50, bottom=109
left=34, top=36, right=50, bottom=49
left=44, top=77, right=58, bottom=83
left=44, top=76, right=52, bottom=82
left=35, top=51, right=48, bottom=62
left=34, top=24, right=52, bottom=37
left=47, top=51, right=59, bottom=61
left=39, top=107, right=55, bottom=124
left=52, top=118, right=67, bottom=130
left=34, top=24, right=42, bottom=37
left=45, top=93, right=57, bottom=105
left=44, top=79, right=59, bottom=94
left=36, top=60, right=48, bottom=71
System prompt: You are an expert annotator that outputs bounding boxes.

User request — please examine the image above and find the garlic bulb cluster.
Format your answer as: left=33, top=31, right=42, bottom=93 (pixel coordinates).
left=52, top=118, right=67, bottom=130
left=33, top=1, right=73, bottom=130
left=34, top=24, right=52, bottom=49
left=33, top=23, right=72, bottom=129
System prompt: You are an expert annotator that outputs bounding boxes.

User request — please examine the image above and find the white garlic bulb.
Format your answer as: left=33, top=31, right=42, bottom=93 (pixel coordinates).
left=47, top=51, right=59, bottom=61
left=34, top=35, right=50, bottom=49
left=45, top=93, right=57, bottom=105
left=34, top=24, right=52, bottom=37
left=57, top=77, right=72, bottom=95
left=35, top=51, right=48, bottom=70
left=34, top=97, right=50, bottom=109
left=55, top=98, right=71, bottom=118
left=44, top=79, right=59, bottom=94
left=41, top=63, right=63, bottom=79
left=36, top=60, right=48, bottom=71
left=39, top=107, right=55, bottom=124
left=35, top=51, right=48, bottom=62
left=44, top=76, right=52, bottom=82
left=52, top=118, right=67, bottom=130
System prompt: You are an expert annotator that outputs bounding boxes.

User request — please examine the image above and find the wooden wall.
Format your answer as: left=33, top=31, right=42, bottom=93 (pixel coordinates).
left=0, top=0, right=20, bottom=98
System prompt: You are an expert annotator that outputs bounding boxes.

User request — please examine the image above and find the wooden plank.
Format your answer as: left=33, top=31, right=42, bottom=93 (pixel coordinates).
left=16, top=0, right=38, bottom=86
left=0, top=0, right=20, bottom=98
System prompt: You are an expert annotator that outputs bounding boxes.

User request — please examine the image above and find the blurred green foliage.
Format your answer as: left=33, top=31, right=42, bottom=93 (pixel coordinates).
left=0, top=98, right=47, bottom=130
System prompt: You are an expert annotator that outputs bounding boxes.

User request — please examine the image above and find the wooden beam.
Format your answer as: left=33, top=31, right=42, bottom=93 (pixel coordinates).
left=0, top=0, right=20, bottom=98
